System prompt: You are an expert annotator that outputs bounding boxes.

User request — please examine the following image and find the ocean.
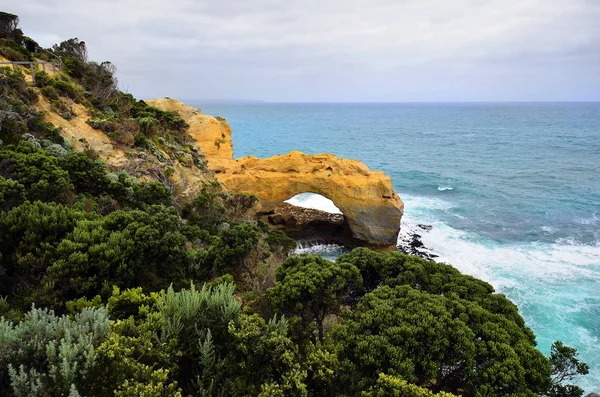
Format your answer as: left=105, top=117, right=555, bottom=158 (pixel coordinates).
left=188, top=101, right=600, bottom=391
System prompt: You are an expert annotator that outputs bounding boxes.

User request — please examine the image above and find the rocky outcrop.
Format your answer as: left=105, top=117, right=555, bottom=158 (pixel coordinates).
left=219, top=152, right=403, bottom=247
left=37, top=97, right=213, bottom=203
left=147, top=98, right=404, bottom=248
left=266, top=203, right=351, bottom=246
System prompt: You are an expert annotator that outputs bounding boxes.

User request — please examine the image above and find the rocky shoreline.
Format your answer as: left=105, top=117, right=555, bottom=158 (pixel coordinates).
left=262, top=203, right=354, bottom=247
left=267, top=201, right=439, bottom=262
left=396, top=223, right=438, bottom=260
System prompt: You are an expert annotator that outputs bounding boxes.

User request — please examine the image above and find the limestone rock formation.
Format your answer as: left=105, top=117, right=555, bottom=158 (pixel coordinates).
left=147, top=98, right=404, bottom=247
left=266, top=203, right=350, bottom=246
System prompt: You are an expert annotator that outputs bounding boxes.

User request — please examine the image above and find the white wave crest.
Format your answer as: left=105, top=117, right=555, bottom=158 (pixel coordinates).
left=437, top=186, right=454, bottom=191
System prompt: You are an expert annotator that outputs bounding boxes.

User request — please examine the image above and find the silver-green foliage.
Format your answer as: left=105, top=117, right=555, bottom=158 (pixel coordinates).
left=158, top=282, right=241, bottom=344
left=0, top=306, right=110, bottom=396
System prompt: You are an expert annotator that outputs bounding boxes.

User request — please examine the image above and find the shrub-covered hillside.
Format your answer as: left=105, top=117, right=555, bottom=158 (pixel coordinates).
left=0, top=11, right=589, bottom=397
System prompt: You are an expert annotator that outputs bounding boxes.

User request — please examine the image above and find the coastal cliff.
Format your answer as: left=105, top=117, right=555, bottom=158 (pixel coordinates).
left=146, top=98, right=404, bottom=247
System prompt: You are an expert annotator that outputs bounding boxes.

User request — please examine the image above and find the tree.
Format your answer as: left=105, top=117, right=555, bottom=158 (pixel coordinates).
left=0, top=176, right=24, bottom=211
left=183, top=181, right=227, bottom=233
left=0, top=12, right=19, bottom=39
left=270, top=255, right=362, bottom=342
left=546, top=341, right=590, bottom=397
left=0, top=141, right=71, bottom=204
left=211, top=222, right=260, bottom=274
left=82, top=61, right=119, bottom=109
left=225, top=313, right=307, bottom=397
left=52, top=38, right=87, bottom=62
left=330, top=285, right=552, bottom=396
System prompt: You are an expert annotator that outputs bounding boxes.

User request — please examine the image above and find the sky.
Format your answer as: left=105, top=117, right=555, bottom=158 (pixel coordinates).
left=4, top=0, right=600, bottom=102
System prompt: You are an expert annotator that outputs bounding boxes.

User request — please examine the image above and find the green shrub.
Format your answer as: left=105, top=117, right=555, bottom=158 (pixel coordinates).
left=331, top=284, right=551, bottom=395
left=35, top=71, right=83, bottom=102
left=87, top=117, right=116, bottom=133
left=0, top=46, right=25, bottom=61
left=0, top=176, right=25, bottom=211
left=63, top=57, right=85, bottom=79
left=269, top=255, right=362, bottom=342
left=0, top=38, right=31, bottom=61
left=133, top=132, right=148, bottom=148
left=0, top=66, right=37, bottom=105
left=26, top=112, right=63, bottom=141
left=52, top=78, right=80, bottom=100
left=39, top=206, right=194, bottom=305
left=41, top=85, right=59, bottom=99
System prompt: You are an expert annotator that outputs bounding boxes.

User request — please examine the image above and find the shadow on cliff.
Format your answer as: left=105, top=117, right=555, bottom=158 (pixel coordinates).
left=260, top=193, right=356, bottom=248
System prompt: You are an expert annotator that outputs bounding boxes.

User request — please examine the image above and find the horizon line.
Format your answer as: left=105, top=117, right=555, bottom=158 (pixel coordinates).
left=182, top=99, right=600, bottom=104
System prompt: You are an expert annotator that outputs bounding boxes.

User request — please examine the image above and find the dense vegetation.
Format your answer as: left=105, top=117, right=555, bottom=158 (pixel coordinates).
left=0, top=12, right=590, bottom=397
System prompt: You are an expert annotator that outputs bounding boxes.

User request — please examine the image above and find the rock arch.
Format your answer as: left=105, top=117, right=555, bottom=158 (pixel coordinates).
left=218, top=152, right=403, bottom=247
left=146, top=99, right=404, bottom=248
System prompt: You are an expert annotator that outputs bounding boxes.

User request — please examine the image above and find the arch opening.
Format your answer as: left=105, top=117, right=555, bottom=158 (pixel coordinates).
left=261, top=192, right=354, bottom=250
left=284, top=192, right=342, bottom=214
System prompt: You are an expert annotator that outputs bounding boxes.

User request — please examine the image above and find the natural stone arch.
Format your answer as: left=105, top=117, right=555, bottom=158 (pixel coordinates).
left=217, top=151, right=403, bottom=247
left=145, top=99, right=404, bottom=248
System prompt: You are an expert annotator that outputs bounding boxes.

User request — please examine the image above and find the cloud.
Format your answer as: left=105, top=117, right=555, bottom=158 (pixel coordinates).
left=6, top=0, right=600, bottom=101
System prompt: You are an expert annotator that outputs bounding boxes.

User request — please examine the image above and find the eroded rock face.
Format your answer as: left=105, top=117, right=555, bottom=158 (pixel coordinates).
left=265, top=203, right=351, bottom=247
left=147, top=98, right=404, bottom=248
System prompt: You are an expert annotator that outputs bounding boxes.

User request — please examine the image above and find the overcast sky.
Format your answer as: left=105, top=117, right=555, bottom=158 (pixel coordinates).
left=5, top=0, right=600, bottom=101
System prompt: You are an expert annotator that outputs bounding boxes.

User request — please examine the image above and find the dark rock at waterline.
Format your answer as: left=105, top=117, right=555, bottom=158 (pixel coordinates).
left=397, top=224, right=438, bottom=261
left=585, top=393, right=600, bottom=397
left=417, top=224, right=433, bottom=232
left=262, top=203, right=354, bottom=248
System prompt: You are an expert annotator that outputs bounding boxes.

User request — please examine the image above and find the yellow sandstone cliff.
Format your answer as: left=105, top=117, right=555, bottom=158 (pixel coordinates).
left=147, top=98, right=404, bottom=247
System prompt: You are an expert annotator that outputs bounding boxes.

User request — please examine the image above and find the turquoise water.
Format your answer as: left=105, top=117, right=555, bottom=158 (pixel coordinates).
left=189, top=102, right=600, bottom=391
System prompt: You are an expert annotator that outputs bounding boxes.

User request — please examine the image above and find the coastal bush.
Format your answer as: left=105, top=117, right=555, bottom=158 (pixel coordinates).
left=337, top=248, right=523, bottom=323
left=36, top=71, right=84, bottom=102
left=0, top=176, right=24, bottom=211
left=0, top=45, right=26, bottom=62
left=330, top=284, right=552, bottom=395
left=270, top=255, right=362, bottom=342
left=184, top=181, right=228, bottom=232
left=0, top=141, right=71, bottom=203
left=0, top=201, right=91, bottom=299
left=38, top=206, right=194, bottom=306
left=0, top=306, right=110, bottom=396
left=362, top=374, right=459, bottom=397
left=0, top=37, right=31, bottom=61
left=225, top=192, right=259, bottom=220
left=210, top=222, right=261, bottom=274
